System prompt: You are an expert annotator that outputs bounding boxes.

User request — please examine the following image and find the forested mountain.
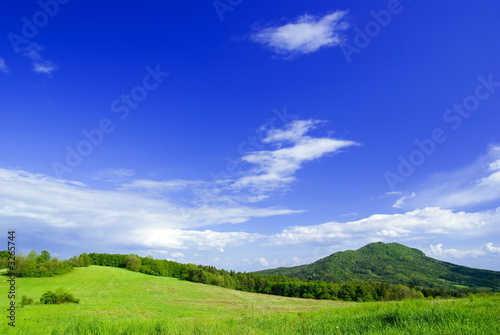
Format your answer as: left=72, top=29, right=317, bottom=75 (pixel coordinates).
left=256, top=242, right=500, bottom=291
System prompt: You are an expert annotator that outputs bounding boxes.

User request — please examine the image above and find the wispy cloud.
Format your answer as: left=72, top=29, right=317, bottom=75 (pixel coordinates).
left=409, top=145, right=500, bottom=209
left=134, top=119, right=358, bottom=205
left=21, top=43, right=58, bottom=76
left=392, top=192, right=416, bottom=208
left=121, top=179, right=203, bottom=195
left=251, top=10, right=349, bottom=58
left=0, top=58, right=10, bottom=74
left=93, top=168, right=135, bottom=182
left=0, top=167, right=295, bottom=254
left=0, top=119, right=357, bottom=259
left=230, top=120, right=358, bottom=197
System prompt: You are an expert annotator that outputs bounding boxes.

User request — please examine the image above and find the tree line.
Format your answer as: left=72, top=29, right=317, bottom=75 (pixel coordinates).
left=0, top=250, right=94, bottom=277
left=0, top=251, right=471, bottom=301
left=86, top=252, right=470, bottom=301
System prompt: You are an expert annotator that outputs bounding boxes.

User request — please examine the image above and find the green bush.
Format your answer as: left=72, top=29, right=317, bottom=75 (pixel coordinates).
left=40, top=288, right=80, bottom=304
left=20, top=295, right=34, bottom=307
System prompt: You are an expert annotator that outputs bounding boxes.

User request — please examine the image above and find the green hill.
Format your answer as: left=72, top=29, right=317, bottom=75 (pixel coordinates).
left=2, top=264, right=499, bottom=334
left=256, top=242, right=500, bottom=291
left=0, top=265, right=343, bottom=334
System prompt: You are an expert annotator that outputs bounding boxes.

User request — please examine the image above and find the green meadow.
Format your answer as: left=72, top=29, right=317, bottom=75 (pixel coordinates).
left=1, top=266, right=499, bottom=334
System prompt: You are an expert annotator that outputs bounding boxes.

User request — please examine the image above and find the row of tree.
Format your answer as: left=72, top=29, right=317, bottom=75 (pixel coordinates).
left=86, top=253, right=469, bottom=301
left=1, top=250, right=72, bottom=277
left=0, top=251, right=471, bottom=301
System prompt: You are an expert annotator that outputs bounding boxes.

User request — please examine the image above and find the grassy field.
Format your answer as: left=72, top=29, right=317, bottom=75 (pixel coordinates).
left=1, top=266, right=499, bottom=334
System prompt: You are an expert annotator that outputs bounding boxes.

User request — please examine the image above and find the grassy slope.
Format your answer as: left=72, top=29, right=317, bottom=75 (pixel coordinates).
left=1, top=265, right=498, bottom=334
left=256, top=242, right=500, bottom=290
left=0, top=266, right=344, bottom=333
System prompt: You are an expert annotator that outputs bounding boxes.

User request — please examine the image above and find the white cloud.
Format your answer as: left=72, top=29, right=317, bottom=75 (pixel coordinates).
left=485, top=243, right=500, bottom=254
left=411, top=145, right=500, bottom=209
left=0, top=119, right=359, bottom=263
left=22, top=43, right=58, bottom=76
left=292, top=256, right=301, bottom=264
left=0, top=167, right=295, bottom=254
left=154, top=119, right=357, bottom=206
left=0, top=58, right=10, bottom=74
left=256, top=257, right=269, bottom=267
left=121, top=179, right=203, bottom=196
left=33, top=62, right=58, bottom=75
left=251, top=10, right=349, bottom=57
left=170, top=252, right=185, bottom=258
left=231, top=120, right=358, bottom=196
left=272, top=207, right=500, bottom=247
left=130, top=229, right=263, bottom=252
left=428, top=243, right=500, bottom=258
left=392, top=192, right=416, bottom=208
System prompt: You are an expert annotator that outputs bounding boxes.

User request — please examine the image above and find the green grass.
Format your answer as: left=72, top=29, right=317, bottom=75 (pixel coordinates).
left=1, top=266, right=499, bottom=334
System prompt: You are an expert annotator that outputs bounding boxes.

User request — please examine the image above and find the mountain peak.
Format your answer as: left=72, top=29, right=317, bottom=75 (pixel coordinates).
left=357, top=242, right=426, bottom=258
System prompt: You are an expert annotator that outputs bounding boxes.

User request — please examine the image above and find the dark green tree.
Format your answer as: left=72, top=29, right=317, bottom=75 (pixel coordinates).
left=124, top=255, right=141, bottom=272
left=39, top=250, right=51, bottom=263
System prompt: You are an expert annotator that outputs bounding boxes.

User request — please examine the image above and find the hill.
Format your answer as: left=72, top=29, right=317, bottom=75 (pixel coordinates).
left=2, top=265, right=499, bottom=334
left=0, top=265, right=343, bottom=334
left=256, top=242, right=500, bottom=291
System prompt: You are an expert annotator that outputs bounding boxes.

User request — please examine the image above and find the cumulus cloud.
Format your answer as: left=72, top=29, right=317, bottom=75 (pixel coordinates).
left=428, top=243, right=500, bottom=258
left=256, top=257, right=269, bottom=267
left=251, top=10, right=349, bottom=57
left=271, top=207, right=500, bottom=247
left=130, top=229, right=263, bottom=252
left=0, top=118, right=357, bottom=257
left=0, top=167, right=295, bottom=255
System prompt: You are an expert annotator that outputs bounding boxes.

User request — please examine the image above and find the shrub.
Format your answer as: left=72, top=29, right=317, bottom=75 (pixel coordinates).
left=40, top=291, right=57, bottom=304
left=20, top=295, right=34, bottom=307
left=40, top=288, right=80, bottom=304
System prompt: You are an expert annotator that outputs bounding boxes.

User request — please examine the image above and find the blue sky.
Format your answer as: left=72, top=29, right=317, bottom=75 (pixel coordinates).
left=1, top=0, right=500, bottom=271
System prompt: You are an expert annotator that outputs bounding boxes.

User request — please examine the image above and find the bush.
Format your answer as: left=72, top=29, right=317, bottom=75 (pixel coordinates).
left=40, top=291, right=57, bottom=304
left=40, top=288, right=80, bottom=304
left=20, top=295, right=34, bottom=307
